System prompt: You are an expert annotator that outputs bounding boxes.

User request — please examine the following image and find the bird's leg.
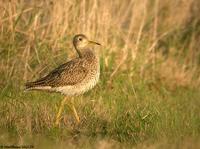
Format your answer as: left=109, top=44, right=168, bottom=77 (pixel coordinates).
left=55, top=96, right=68, bottom=126
left=71, top=103, right=80, bottom=123
left=68, top=98, right=80, bottom=124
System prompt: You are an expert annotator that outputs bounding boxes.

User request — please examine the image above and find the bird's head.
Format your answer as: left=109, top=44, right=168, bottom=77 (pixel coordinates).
left=73, top=34, right=101, bottom=51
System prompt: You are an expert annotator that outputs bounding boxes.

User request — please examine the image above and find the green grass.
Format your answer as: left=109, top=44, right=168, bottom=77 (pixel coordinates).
left=0, top=72, right=200, bottom=148
left=0, top=0, right=200, bottom=148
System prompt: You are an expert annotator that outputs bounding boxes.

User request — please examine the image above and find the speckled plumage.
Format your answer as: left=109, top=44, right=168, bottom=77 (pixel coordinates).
left=25, top=34, right=100, bottom=96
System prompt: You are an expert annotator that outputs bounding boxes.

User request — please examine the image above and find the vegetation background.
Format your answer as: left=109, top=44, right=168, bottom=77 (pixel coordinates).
left=0, top=0, right=200, bottom=148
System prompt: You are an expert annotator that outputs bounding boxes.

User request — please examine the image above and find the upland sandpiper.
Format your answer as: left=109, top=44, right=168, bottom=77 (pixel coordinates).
left=25, top=34, right=101, bottom=125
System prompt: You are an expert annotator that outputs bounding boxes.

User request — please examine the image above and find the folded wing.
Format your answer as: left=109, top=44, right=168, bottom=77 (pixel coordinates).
left=25, top=59, right=88, bottom=89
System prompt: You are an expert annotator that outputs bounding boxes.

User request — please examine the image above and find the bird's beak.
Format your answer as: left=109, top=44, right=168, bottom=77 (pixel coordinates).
left=89, top=40, right=101, bottom=46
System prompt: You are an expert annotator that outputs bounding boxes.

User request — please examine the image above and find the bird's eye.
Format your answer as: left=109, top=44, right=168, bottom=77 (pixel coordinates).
left=79, top=38, right=82, bottom=41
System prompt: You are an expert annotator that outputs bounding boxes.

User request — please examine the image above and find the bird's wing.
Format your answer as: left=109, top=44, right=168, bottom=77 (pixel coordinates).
left=26, top=59, right=88, bottom=88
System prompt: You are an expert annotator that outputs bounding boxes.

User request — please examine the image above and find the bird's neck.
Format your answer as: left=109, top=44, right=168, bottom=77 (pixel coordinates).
left=82, top=49, right=98, bottom=59
left=84, top=49, right=99, bottom=66
left=75, top=48, right=83, bottom=58
left=75, top=48, right=97, bottom=59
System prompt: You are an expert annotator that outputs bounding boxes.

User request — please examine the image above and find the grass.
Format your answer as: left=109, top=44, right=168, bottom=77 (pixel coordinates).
left=0, top=0, right=200, bottom=148
left=0, top=73, right=200, bottom=148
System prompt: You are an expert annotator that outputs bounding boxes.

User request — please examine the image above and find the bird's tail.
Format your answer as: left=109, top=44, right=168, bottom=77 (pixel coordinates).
left=24, top=80, right=51, bottom=91
left=25, top=81, right=36, bottom=90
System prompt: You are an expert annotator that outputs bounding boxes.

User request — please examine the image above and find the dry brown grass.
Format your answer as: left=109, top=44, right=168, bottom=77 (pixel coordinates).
left=0, top=1, right=200, bottom=148
left=0, top=0, right=200, bottom=88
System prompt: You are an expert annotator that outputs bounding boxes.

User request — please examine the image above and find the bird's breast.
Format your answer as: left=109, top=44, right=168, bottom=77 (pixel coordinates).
left=55, top=61, right=100, bottom=96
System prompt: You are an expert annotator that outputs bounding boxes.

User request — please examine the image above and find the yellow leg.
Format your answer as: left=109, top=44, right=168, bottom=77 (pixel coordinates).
left=71, top=103, right=80, bottom=123
left=67, top=97, right=80, bottom=123
left=55, top=97, right=68, bottom=126
left=55, top=97, right=80, bottom=126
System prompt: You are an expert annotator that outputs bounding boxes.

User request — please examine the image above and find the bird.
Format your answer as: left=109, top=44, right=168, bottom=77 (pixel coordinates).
left=25, top=34, right=101, bottom=125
